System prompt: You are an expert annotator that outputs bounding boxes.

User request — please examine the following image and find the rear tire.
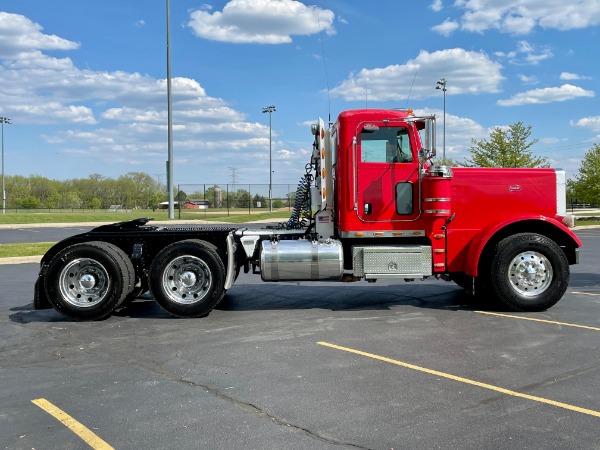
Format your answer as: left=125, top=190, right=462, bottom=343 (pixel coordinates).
left=149, top=240, right=225, bottom=318
left=45, top=241, right=134, bottom=320
left=489, top=233, right=569, bottom=312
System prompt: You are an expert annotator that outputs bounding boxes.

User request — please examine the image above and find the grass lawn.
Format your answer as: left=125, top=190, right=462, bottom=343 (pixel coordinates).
left=0, top=242, right=55, bottom=258
left=0, top=209, right=292, bottom=225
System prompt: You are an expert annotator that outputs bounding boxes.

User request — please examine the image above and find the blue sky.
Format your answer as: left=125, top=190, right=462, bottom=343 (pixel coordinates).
left=0, top=0, right=599, bottom=186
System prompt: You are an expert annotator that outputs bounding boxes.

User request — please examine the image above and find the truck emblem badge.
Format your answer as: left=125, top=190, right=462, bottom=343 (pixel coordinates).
left=509, top=185, right=522, bottom=192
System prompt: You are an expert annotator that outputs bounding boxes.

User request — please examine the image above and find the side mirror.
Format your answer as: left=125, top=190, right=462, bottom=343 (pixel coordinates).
left=424, top=117, right=436, bottom=158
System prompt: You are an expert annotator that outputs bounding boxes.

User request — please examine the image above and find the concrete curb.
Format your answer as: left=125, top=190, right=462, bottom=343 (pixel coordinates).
left=0, top=255, right=42, bottom=265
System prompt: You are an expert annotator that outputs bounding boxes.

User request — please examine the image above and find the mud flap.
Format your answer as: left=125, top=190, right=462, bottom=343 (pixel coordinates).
left=34, top=276, right=52, bottom=309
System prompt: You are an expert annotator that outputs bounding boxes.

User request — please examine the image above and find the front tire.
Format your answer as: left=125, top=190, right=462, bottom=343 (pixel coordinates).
left=45, top=241, right=134, bottom=320
left=489, top=233, right=569, bottom=312
left=149, top=240, right=225, bottom=317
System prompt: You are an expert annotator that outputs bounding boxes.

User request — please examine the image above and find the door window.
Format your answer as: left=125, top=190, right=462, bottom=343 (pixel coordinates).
left=360, top=126, right=412, bottom=163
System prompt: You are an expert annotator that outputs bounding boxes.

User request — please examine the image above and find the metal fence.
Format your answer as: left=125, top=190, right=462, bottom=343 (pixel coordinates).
left=166, top=183, right=302, bottom=218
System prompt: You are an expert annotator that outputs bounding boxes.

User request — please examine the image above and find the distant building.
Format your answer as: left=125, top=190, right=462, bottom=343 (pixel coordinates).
left=157, top=199, right=211, bottom=210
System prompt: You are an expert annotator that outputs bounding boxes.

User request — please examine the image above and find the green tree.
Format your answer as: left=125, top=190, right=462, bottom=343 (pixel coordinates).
left=432, top=156, right=461, bottom=167
left=30, top=175, right=58, bottom=206
left=236, top=189, right=251, bottom=208
left=44, top=192, right=62, bottom=209
left=253, top=193, right=267, bottom=208
left=20, top=195, right=41, bottom=209
left=148, top=192, right=164, bottom=209
left=62, top=192, right=82, bottom=209
left=462, top=122, right=549, bottom=168
left=176, top=190, right=188, bottom=202
left=88, top=197, right=102, bottom=209
left=6, top=175, right=30, bottom=207
left=572, top=143, right=600, bottom=205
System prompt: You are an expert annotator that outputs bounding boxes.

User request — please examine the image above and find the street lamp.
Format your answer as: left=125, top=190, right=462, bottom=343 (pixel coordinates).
left=0, top=116, right=11, bottom=215
left=436, top=78, right=447, bottom=161
left=262, top=105, right=276, bottom=212
left=166, top=0, right=174, bottom=219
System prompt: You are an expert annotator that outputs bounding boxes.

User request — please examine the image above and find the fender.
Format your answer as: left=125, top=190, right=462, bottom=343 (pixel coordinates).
left=463, top=214, right=582, bottom=276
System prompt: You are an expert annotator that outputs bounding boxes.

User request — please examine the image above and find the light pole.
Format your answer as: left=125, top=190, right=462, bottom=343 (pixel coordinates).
left=0, top=117, right=11, bottom=215
left=262, top=105, right=276, bottom=212
left=166, top=0, right=174, bottom=219
left=436, top=78, right=447, bottom=161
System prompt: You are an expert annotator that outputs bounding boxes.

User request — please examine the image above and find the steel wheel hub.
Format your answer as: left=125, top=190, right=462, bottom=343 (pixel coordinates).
left=162, top=255, right=212, bottom=305
left=59, top=258, right=110, bottom=307
left=508, top=251, right=552, bottom=297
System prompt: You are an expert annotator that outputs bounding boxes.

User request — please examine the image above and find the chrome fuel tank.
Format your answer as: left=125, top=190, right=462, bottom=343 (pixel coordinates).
left=260, top=239, right=344, bottom=281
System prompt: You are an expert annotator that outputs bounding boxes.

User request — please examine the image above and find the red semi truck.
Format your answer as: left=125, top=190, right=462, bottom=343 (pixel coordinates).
left=34, top=108, right=581, bottom=320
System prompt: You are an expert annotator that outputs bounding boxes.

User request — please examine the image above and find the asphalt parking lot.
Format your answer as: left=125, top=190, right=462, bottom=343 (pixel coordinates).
left=1, top=228, right=600, bottom=449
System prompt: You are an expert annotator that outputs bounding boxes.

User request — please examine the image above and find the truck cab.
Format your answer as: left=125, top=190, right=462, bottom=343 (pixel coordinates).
left=334, top=109, right=426, bottom=231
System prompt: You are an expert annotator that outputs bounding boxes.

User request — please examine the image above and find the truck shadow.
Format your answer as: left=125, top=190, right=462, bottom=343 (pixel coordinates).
left=569, top=271, right=600, bottom=288
left=214, top=282, right=480, bottom=312
left=11, top=271, right=598, bottom=323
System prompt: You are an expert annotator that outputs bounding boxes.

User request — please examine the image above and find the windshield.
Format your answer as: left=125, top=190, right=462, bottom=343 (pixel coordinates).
left=360, top=126, right=412, bottom=163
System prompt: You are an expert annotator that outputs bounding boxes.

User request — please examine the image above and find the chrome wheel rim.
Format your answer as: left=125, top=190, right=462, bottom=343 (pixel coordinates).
left=59, top=258, right=110, bottom=307
left=162, top=255, right=212, bottom=305
left=508, top=251, right=553, bottom=297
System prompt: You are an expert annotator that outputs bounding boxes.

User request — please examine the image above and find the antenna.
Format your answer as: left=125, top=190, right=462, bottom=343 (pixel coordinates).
left=405, top=70, right=418, bottom=109
left=315, top=8, right=331, bottom=123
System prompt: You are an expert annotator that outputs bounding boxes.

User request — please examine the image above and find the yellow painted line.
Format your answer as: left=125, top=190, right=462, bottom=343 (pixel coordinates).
left=317, top=341, right=600, bottom=418
left=475, top=310, right=600, bottom=332
left=31, top=398, right=114, bottom=450
left=572, top=291, right=600, bottom=297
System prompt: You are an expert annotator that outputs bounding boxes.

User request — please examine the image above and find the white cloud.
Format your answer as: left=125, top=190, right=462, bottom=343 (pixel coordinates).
left=330, top=48, right=504, bottom=101
left=0, top=11, right=279, bottom=178
left=518, top=74, right=538, bottom=84
left=495, top=40, right=552, bottom=65
left=572, top=116, right=600, bottom=132
left=497, top=84, right=595, bottom=106
left=10, top=102, right=96, bottom=125
left=278, top=149, right=295, bottom=159
left=540, top=137, right=562, bottom=145
left=446, top=0, right=600, bottom=34
left=415, top=108, right=487, bottom=159
left=0, top=12, right=80, bottom=57
left=187, top=0, right=335, bottom=44
left=430, top=0, right=444, bottom=12
left=560, top=72, right=592, bottom=81
left=432, top=19, right=459, bottom=36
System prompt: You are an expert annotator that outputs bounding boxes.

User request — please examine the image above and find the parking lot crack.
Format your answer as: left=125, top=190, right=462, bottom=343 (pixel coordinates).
left=136, top=360, right=370, bottom=449
left=470, top=362, right=600, bottom=409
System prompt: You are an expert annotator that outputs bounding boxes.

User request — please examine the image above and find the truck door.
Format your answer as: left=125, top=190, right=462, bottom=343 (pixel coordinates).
left=356, top=121, right=420, bottom=223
